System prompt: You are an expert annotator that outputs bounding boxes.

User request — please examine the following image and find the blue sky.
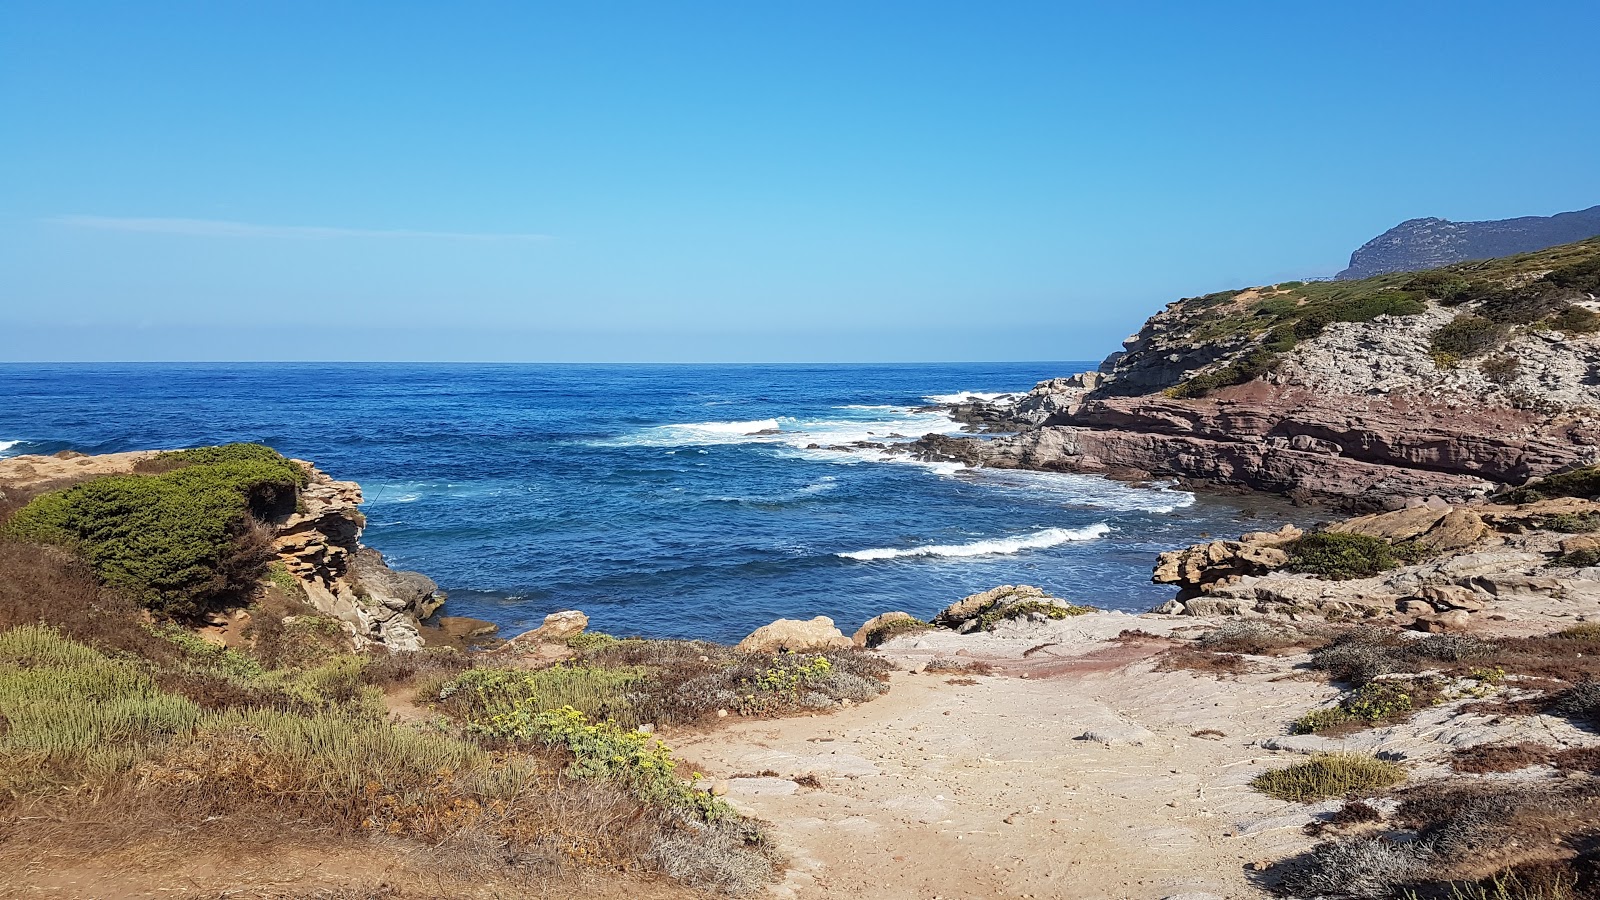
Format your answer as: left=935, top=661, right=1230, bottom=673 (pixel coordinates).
left=3, top=2, right=1598, bottom=362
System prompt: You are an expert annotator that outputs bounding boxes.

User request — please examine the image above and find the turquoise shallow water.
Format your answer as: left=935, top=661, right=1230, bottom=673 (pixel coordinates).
left=0, top=362, right=1300, bottom=641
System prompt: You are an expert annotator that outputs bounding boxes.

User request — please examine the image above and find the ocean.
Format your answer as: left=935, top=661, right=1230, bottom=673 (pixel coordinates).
left=0, top=363, right=1299, bottom=642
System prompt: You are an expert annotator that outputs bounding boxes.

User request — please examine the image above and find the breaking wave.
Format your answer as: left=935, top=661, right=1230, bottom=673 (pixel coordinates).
left=838, top=522, right=1111, bottom=561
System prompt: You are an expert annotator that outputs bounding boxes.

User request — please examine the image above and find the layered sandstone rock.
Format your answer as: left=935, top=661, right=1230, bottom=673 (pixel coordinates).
left=736, top=616, right=852, bottom=654
left=270, top=463, right=442, bottom=651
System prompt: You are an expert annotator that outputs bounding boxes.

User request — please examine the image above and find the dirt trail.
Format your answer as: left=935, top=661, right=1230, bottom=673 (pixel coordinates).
left=674, top=628, right=1333, bottom=900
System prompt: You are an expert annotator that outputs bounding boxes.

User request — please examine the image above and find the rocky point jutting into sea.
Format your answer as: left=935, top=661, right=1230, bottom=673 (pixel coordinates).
left=904, top=237, right=1600, bottom=511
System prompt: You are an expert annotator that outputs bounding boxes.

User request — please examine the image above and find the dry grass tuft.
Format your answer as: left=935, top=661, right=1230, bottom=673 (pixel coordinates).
left=1252, top=752, right=1406, bottom=803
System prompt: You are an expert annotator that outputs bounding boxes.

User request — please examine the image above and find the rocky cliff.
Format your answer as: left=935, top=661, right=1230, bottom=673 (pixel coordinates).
left=910, top=238, right=1600, bottom=509
left=1337, top=204, right=1600, bottom=280
left=270, top=462, right=443, bottom=650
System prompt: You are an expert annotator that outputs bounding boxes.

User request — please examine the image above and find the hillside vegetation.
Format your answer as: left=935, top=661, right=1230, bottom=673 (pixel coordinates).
left=0, top=446, right=893, bottom=897
left=1163, top=237, right=1600, bottom=398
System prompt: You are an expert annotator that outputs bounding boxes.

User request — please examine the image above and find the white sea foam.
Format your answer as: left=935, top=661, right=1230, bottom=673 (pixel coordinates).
left=923, top=391, right=1016, bottom=404
left=0, top=440, right=23, bottom=456
left=838, top=522, right=1110, bottom=561
left=601, top=408, right=964, bottom=451
left=966, top=469, right=1196, bottom=513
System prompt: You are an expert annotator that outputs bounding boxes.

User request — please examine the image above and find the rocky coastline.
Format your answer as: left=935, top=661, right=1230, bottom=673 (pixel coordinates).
left=894, top=239, right=1600, bottom=511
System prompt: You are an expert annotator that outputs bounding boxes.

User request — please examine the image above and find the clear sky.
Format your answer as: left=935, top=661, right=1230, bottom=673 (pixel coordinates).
left=3, top=1, right=1598, bottom=363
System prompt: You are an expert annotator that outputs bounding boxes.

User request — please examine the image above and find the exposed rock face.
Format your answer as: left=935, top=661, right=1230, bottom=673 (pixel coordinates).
left=1152, top=497, right=1600, bottom=630
left=1152, top=527, right=1299, bottom=597
left=270, top=463, right=442, bottom=651
left=736, top=616, right=852, bottom=654
left=907, top=238, right=1600, bottom=510
left=1336, top=205, right=1600, bottom=280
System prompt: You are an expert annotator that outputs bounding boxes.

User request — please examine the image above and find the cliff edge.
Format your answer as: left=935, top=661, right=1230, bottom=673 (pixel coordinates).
left=914, top=237, right=1600, bottom=509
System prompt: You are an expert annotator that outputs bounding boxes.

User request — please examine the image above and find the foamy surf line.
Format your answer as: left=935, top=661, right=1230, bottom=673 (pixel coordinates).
left=838, top=522, right=1110, bottom=561
left=0, top=440, right=26, bottom=456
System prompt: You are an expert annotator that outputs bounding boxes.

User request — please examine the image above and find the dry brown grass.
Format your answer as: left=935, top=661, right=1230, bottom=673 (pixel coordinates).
left=1155, top=647, right=1251, bottom=676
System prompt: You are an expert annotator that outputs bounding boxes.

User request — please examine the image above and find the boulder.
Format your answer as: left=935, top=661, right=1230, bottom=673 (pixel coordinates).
left=932, top=585, right=1079, bottom=633
left=1328, top=507, right=1448, bottom=543
left=1414, top=584, right=1486, bottom=612
left=1408, top=509, right=1490, bottom=554
left=531, top=610, right=589, bottom=641
left=736, top=616, right=852, bottom=654
left=852, top=611, right=917, bottom=647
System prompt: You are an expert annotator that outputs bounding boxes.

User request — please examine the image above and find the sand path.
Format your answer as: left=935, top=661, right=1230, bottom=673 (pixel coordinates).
left=674, top=623, right=1333, bottom=900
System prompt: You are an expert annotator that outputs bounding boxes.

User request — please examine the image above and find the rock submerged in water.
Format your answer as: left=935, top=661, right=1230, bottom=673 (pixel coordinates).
left=736, top=616, right=852, bottom=653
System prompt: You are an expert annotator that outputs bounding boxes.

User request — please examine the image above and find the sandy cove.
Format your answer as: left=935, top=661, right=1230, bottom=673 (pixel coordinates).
left=673, top=614, right=1329, bottom=900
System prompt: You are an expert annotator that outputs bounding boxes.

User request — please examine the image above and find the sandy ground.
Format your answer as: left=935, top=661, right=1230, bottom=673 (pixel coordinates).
left=673, top=614, right=1335, bottom=900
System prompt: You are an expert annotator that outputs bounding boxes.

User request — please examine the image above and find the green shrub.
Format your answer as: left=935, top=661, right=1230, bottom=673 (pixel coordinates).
left=4, top=444, right=303, bottom=618
left=1554, top=549, right=1600, bottom=569
left=1549, top=305, right=1600, bottom=335
left=1292, top=678, right=1442, bottom=734
left=1171, top=347, right=1280, bottom=399
left=0, top=625, right=202, bottom=793
left=1327, top=291, right=1428, bottom=323
left=860, top=617, right=933, bottom=649
left=1251, top=752, right=1406, bottom=803
left=1479, top=355, right=1522, bottom=384
left=1499, top=467, right=1600, bottom=504
left=1477, top=286, right=1572, bottom=325
left=1430, top=314, right=1508, bottom=361
left=566, top=631, right=622, bottom=653
left=1555, top=623, right=1600, bottom=641
left=976, top=599, right=1092, bottom=631
left=1403, top=270, right=1473, bottom=303
left=440, top=664, right=646, bottom=727
left=474, top=703, right=731, bottom=821
left=1286, top=532, right=1401, bottom=580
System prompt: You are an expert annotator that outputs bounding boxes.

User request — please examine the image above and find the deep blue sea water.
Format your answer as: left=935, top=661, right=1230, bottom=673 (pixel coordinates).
left=0, top=363, right=1300, bottom=642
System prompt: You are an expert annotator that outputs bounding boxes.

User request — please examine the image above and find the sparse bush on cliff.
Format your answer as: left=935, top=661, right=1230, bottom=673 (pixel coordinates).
left=1252, top=752, right=1406, bottom=803
left=1550, top=304, right=1600, bottom=335
left=1285, top=532, right=1402, bottom=580
left=1498, top=466, right=1600, bottom=504
left=1479, top=354, right=1522, bottom=384
left=1429, top=314, right=1508, bottom=366
left=4, top=443, right=304, bottom=618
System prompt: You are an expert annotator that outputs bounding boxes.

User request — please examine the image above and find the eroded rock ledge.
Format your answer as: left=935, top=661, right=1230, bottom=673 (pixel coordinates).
left=272, top=463, right=443, bottom=650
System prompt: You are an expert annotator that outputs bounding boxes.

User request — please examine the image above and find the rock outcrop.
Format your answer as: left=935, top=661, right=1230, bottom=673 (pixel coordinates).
left=736, top=616, right=852, bottom=654
left=1336, top=205, right=1600, bottom=280
left=905, top=237, right=1600, bottom=510
left=1153, top=495, right=1600, bottom=632
left=269, top=463, right=443, bottom=651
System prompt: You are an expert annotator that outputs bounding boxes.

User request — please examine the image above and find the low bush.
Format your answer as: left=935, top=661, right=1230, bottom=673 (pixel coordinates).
left=1554, top=548, right=1600, bottom=568
left=1285, top=532, right=1401, bottom=580
left=440, top=664, right=646, bottom=728
left=1430, top=314, right=1508, bottom=362
left=1309, top=629, right=1495, bottom=686
left=4, top=444, right=304, bottom=618
left=1551, top=682, right=1600, bottom=728
left=859, top=617, right=932, bottom=648
left=1170, top=347, right=1280, bottom=399
left=1549, top=304, right=1600, bottom=335
left=1195, top=620, right=1327, bottom=655
left=1479, top=354, right=1522, bottom=384
left=1498, top=466, right=1600, bottom=504
left=975, top=599, right=1092, bottom=631
left=1292, top=677, right=1444, bottom=734
left=1252, top=752, right=1406, bottom=803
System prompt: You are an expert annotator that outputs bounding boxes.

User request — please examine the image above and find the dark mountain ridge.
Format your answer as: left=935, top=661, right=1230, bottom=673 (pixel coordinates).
left=1337, top=204, right=1600, bottom=280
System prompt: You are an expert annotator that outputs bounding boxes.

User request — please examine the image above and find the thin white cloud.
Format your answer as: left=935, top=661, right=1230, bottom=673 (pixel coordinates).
left=48, top=215, right=551, bottom=242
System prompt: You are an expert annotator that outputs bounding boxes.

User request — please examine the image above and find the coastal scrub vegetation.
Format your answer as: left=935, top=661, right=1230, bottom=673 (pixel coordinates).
left=1162, top=237, right=1600, bottom=397
left=1251, top=752, right=1406, bottom=803
left=1498, top=466, right=1600, bottom=505
left=1284, top=531, right=1414, bottom=580
left=3, top=443, right=305, bottom=618
left=0, top=450, right=904, bottom=896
